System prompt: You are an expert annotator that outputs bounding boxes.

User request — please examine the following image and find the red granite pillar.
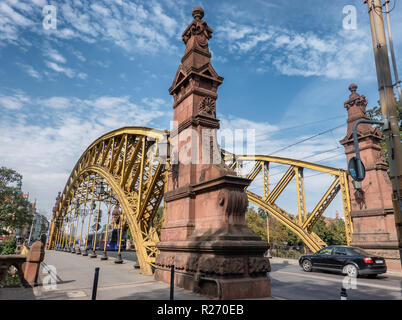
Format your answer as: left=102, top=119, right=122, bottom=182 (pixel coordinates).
left=154, top=7, right=271, bottom=299
left=340, top=84, right=401, bottom=270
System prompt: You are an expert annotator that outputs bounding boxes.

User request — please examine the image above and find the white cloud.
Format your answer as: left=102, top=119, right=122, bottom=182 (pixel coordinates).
left=0, top=0, right=182, bottom=55
left=16, top=62, right=42, bottom=79
left=45, top=61, right=75, bottom=78
left=45, top=48, right=67, bottom=64
left=0, top=91, right=167, bottom=215
left=215, top=17, right=376, bottom=80
left=0, top=95, right=24, bottom=110
left=141, top=97, right=167, bottom=108
left=0, top=91, right=30, bottom=110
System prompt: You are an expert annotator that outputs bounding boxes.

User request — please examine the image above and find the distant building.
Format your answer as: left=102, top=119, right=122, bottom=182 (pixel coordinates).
left=30, top=213, right=50, bottom=242
left=323, top=211, right=342, bottom=226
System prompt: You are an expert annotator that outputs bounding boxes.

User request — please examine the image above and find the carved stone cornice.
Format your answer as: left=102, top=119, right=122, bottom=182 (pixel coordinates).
left=165, top=175, right=251, bottom=203
left=350, top=207, right=394, bottom=218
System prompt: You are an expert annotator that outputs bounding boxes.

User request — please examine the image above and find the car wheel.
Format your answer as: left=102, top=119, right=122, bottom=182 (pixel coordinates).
left=302, top=259, right=313, bottom=272
left=343, top=264, right=358, bottom=277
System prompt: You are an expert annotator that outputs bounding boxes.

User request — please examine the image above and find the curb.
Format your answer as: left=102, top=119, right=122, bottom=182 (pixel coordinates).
left=269, top=257, right=299, bottom=265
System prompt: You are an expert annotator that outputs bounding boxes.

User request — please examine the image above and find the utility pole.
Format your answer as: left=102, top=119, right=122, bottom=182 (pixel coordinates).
left=364, top=0, right=402, bottom=267
left=384, top=0, right=402, bottom=102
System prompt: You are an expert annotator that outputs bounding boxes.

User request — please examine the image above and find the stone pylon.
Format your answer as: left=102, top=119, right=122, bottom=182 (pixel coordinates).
left=340, top=84, right=401, bottom=270
left=154, top=7, right=271, bottom=299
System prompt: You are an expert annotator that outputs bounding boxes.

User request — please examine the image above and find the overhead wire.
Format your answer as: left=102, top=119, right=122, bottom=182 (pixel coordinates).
left=267, top=123, right=346, bottom=156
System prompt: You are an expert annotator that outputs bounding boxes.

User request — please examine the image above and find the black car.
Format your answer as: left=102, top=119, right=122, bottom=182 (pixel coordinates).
left=299, top=245, right=387, bottom=278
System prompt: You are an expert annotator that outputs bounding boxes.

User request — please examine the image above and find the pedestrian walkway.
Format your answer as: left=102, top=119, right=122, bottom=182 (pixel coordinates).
left=0, top=250, right=205, bottom=300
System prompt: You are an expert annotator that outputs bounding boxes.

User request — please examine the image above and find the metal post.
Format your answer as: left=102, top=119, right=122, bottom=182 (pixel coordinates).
left=91, top=267, right=100, bottom=300
left=77, top=210, right=85, bottom=255
left=114, top=215, right=124, bottom=264
left=170, top=264, right=175, bottom=300
left=27, top=214, right=36, bottom=245
left=365, top=0, right=402, bottom=267
left=384, top=0, right=402, bottom=102
left=340, top=287, right=348, bottom=300
left=66, top=210, right=74, bottom=252
left=71, top=202, right=80, bottom=254
left=101, top=196, right=113, bottom=261
left=83, top=179, right=96, bottom=256
left=77, top=178, right=90, bottom=254
left=91, top=197, right=102, bottom=258
left=67, top=199, right=75, bottom=252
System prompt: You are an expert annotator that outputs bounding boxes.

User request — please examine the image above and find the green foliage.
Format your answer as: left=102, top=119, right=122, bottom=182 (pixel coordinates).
left=245, top=207, right=267, bottom=241
left=312, top=217, right=347, bottom=246
left=154, top=206, right=164, bottom=237
left=0, top=167, right=33, bottom=236
left=0, top=237, right=16, bottom=255
left=366, top=100, right=402, bottom=161
left=0, top=270, right=23, bottom=288
left=246, top=208, right=346, bottom=249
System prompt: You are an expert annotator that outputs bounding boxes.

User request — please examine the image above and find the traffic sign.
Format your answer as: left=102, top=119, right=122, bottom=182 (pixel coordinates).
left=348, top=156, right=366, bottom=182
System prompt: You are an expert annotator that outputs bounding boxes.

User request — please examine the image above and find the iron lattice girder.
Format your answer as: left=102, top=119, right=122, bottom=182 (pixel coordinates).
left=50, top=128, right=353, bottom=275
left=302, top=177, right=341, bottom=232
left=247, top=191, right=324, bottom=252
left=226, top=153, right=352, bottom=253
left=49, top=127, right=167, bottom=275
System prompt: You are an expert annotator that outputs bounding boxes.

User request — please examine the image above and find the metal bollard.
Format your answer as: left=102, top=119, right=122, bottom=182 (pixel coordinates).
left=170, top=265, right=175, bottom=300
left=91, top=267, right=100, bottom=300
left=340, top=287, right=348, bottom=300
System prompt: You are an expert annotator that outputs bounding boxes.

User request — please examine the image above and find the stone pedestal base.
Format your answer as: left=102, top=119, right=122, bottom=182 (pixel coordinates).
left=351, top=239, right=402, bottom=271
left=154, top=239, right=271, bottom=300
left=154, top=267, right=270, bottom=300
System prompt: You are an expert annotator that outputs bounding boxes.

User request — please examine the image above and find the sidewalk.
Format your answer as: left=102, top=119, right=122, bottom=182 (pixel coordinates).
left=0, top=250, right=205, bottom=300
left=0, top=250, right=279, bottom=300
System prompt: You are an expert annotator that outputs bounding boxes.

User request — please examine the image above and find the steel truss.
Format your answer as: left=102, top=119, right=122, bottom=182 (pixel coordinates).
left=223, top=152, right=353, bottom=252
left=49, top=127, right=353, bottom=275
left=48, top=127, right=168, bottom=275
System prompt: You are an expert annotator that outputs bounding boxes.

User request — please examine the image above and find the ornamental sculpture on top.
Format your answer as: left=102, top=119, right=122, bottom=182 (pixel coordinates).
left=182, top=7, right=213, bottom=52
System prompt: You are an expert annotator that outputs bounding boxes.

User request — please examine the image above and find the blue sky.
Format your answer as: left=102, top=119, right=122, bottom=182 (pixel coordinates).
left=0, top=0, right=401, bottom=221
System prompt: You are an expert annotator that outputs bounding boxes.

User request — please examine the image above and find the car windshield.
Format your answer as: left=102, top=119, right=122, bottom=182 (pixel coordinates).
left=350, top=247, right=371, bottom=256
left=318, top=247, right=333, bottom=255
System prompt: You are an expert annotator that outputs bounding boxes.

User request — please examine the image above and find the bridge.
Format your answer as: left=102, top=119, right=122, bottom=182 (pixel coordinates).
left=46, top=5, right=400, bottom=300
left=47, top=127, right=353, bottom=277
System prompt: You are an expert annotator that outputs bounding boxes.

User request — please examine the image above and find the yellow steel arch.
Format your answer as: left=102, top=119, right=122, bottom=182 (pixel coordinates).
left=48, top=127, right=168, bottom=275
left=223, top=153, right=353, bottom=253
left=49, top=127, right=353, bottom=275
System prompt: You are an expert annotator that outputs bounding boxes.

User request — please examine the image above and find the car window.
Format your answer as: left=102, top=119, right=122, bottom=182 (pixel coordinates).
left=348, top=247, right=371, bottom=256
left=333, top=247, right=347, bottom=255
left=318, top=247, right=333, bottom=255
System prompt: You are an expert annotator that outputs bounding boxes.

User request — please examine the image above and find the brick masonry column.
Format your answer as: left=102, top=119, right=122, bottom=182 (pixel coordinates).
left=340, top=84, right=401, bottom=270
left=153, top=7, right=271, bottom=299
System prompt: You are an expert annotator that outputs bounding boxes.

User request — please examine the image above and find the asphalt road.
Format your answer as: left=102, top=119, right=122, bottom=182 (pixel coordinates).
left=77, top=249, right=402, bottom=300
left=270, top=262, right=402, bottom=300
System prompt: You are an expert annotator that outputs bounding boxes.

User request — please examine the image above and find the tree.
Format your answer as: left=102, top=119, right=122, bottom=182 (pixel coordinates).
left=153, top=206, right=164, bottom=237
left=366, top=99, right=401, bottom=163
left=0, top=167, right=32, bottom=236
left=312, top=216, right=347, bottom=246
left=245, top=207, right=267, bottom=241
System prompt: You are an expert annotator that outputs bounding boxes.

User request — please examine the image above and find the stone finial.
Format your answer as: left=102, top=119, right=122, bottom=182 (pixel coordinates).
left=182, top=6, right=213, bottom=46
left=349, top=83, right=358, bottom=94
left=344, top=83, right=368, bottom=110
left=192, top=6, right=204, bottom=20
